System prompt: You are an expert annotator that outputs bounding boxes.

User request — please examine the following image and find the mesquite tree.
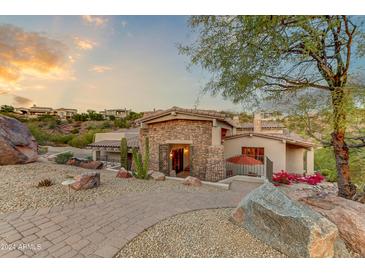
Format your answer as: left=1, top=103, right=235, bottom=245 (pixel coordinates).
left=180, top=16, right=365, bottom=199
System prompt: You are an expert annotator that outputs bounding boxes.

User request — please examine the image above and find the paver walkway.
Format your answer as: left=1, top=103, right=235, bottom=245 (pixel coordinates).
left=0, top=183, right=259, bottom=258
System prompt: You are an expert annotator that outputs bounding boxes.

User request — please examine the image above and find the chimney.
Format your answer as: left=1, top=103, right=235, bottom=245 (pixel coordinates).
left=253, top=112, right=262, bottom=132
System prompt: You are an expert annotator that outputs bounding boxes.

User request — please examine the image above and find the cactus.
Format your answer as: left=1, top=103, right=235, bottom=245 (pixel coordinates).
left=120, top=137, right=128, bottom=170
left=132, top=137, right=149, bottom=179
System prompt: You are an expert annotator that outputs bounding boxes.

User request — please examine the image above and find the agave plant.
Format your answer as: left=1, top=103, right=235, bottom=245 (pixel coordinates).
left=37, top=179, right=53, bottom=188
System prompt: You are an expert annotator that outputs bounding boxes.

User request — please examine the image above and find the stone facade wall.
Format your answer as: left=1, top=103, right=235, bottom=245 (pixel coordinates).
left=205, top=145, right=226, bottom=182
left=140, top=119, right=213, bottom=180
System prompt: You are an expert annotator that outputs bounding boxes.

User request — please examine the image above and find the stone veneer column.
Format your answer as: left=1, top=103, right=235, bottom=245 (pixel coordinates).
left=205, top=145, right=226, bottom=182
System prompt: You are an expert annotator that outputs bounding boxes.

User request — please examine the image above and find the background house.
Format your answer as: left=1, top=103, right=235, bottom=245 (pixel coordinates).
left=99, top=108, right=130, bottom=120
left=88, top=128, right=139, bottom=168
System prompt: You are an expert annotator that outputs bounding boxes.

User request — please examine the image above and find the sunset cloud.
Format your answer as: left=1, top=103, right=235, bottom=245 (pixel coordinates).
left=13, top=95, right=33, bottom=107
left=89, top=65, right=112, bottom=73
left=82, top=16, right=108, bottom=27
left=74, top=37, right=96, bottom=50
left=0, top=24, right=69, bottom=84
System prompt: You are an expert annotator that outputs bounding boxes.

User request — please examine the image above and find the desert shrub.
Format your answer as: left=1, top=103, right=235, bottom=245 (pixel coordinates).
left=132, top=137, right=149, bottom=179
left=55, top=152, right=73, bottom=164
left=27, top=123, right=50, bottom=145
left=67, top=130, right=99, bottom=148
left=120, top=137, right=128, bottom=169
left=38, top=146, right=48, bottom=155
left=101, top=121, right=112, bottom=129
left=71, top=128, right=79, bottom=134
left=51, top=134, right=75, bottom=144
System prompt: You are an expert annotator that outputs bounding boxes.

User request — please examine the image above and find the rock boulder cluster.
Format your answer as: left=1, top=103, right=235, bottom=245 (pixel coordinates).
left=71, top=172, right=101, bottom=190
left=232, top=182, right=365, bottom=257
left=0, top=115, right=38, bottom=165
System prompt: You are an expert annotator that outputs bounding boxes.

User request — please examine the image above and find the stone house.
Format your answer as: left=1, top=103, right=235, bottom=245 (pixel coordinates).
left=136, top=107, right=314, bottom=182
left=137, top=107, right=236, bottom=181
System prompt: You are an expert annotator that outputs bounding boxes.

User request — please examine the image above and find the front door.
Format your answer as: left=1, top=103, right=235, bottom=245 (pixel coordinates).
left=171, top=148, right=184, bottom=173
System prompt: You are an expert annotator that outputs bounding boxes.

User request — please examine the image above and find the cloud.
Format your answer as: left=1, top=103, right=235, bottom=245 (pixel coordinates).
left=0, top=89, right=9, bottom=95
left=0, top=24, right=69, bottom=84
left=89, top=65, right=112, bottom=73
left=121, top=20, right=128, bottom=28
left=82, top=16, right=108, bottom=27
left=13, top=95, right=33, bottom=107
left=74, top=37, right=96, bottom=50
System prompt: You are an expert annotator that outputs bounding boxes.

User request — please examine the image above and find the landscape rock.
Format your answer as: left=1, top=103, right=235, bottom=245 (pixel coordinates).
left=298, top=194, right=365, bottom=256
left=71, top=172, right=100, bottom=190
left=67, top=158, right=103, bottom=169
left=169, top=170, right=177, bottom=177
left=0, top=115, right=38, bottom=165
left=116, top=167, right=132, bottom=178
left=236, top=182, right=348, bottom=257
left=183, top=176, right=202, bottom=187
left=150, top=171, right=166, bottom=181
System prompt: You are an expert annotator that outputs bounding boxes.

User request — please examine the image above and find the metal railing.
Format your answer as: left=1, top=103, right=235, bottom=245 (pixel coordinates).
left=225, top=154, right=265, bottom=178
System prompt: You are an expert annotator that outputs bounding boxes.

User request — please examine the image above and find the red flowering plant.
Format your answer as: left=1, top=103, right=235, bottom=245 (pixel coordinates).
left=272, top=170, right=324, bottom=186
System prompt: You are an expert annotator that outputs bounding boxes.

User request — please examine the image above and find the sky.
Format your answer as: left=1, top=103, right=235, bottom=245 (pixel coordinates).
left=0, top=16, right=244, bottom=113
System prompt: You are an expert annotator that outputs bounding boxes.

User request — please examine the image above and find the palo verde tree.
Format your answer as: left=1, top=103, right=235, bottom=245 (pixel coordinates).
left=180, top=16, right=365, bottom=199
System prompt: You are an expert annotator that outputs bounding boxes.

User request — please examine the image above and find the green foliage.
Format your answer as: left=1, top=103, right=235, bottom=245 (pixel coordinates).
left=67, top=130, right=98, bottom=148
left=315, top=147, right=365, bottom=187
left=108, top=115, right=116, bottom=121
left=0, top=105, right=14, bottom=112
left=132, top=137, right=149, bottom=179
left=71, top=128, right=79, bottom=134
left=27, top=122, right=74, bottom=145
left=114, top=111, right=143, bottom=128
left=73, top=113, right=89, bottom=121
left=55, top=152, right=73, bottom=164
left=120, top=137, right=128, bottom=170
left=87, top=110, right=104, bottom=121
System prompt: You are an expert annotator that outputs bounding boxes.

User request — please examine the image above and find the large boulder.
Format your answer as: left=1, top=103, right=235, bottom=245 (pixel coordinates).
left=233, top=183, right=348, bottom=257
left=183, top=176, right=202, bottom=187
left=71, top=172, right=100, bottom=190
left=0, top=115, right=38, bottom=165
left=116, top=167, right=132, bottom=178
left=283, top=184, right=365, bottom=257
left=150, top=171, right=165, bottom=181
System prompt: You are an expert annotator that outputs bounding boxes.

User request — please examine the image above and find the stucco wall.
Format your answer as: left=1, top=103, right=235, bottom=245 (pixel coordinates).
left=286, top=145, right=305, bottom=174
left=224, top=135, right=287, bottom=173
left=306, top=148, right=314, bottom=175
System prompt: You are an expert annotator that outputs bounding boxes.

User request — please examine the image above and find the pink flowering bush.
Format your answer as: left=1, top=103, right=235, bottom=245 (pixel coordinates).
left=272, top=170, right=325, bottom=186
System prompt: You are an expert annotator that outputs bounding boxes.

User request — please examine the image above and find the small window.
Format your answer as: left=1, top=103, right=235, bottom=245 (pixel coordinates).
left=221, top=128, right=228, bottom=144
left=241, top=147, right=264, bottom=163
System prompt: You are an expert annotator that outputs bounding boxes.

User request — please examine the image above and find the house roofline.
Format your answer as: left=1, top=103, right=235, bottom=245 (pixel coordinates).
left=225, top=132, right=314, bottom=148
left=136, top=106, right=236, bottom=127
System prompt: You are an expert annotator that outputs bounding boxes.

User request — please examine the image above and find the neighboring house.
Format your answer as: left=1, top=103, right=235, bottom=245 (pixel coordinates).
left=87, top=128, right=139, bottom=168
left=100, top=108, right=129, bottom=119
left=136, top=107, right=236, bottom=181
left=15, top=105, right=78, bottom=120
left=136, top=107, right=314, bottom=182
left=54, top=108, right=78, bottom=120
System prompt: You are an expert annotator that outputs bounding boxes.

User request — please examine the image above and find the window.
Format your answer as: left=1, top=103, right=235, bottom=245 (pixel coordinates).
left=241, top=147, right=264, bottom=163
left=221, top=128, right=228, bottom=144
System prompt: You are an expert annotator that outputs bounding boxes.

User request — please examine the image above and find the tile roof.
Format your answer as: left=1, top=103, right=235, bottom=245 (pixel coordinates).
left=137, top=106, right=236, bottom=126
left=239, top=121, right=285, bottom=129
left=225, top=132, right=313, bottom=148
left=87, top=135, right=139, bottom=149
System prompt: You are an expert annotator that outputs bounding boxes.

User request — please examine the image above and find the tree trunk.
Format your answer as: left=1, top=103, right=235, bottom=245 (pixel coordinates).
left=331, top=131, right=356, bottom=198
left=331, top=88, right=357, bottom=199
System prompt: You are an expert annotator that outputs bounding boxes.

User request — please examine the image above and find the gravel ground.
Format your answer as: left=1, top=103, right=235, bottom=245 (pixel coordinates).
left=0, top=162, right=223, bottom=214
left=116, top=208, right=286, bottom=258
